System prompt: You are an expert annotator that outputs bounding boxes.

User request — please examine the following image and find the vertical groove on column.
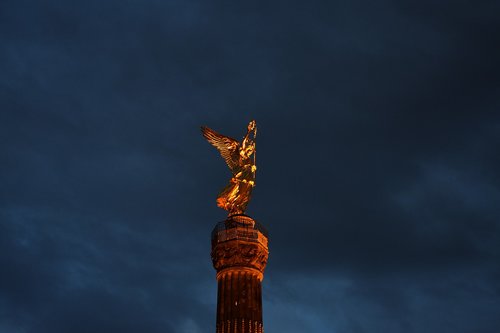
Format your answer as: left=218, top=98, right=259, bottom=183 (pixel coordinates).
left=235, top=271, right=239, bottom=333
left=222, top=274, right=227, bottom=323
left=259, top=278, right=263, bottom=330
left=217, top=278, right=221, bottom=326
left=254, top=275, right=259, bottom=322
left=221, top=275, right=225, bottom=323
left=242, top=272, right=247, bottom=318
left=239, top=271, right=243, bottom=321
left=249, top=274, right=253, bottom=323
left=229, top=272, right=233, bottom=333
left=247, top=273, right=251, bottom=321
left=250, top=274, right=258, bottom=322
left=258, top=283, right=262, bottom=322
left=235, top=271, right=240, bottom=323
left=231, top=271, right=235, bottom=327
left=224, top=273, right=231, bottom=325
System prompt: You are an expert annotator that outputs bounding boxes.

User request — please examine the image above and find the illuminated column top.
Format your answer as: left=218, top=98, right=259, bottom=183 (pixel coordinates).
left=211, top=214, right=269, bottom=333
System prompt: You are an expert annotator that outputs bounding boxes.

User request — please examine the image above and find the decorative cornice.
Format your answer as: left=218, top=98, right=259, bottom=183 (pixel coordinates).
left=211, top=239, right=268, bottom=276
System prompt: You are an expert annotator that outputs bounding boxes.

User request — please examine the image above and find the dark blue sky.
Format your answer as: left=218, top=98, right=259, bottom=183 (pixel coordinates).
left=1, top=0, right=500, bottom=332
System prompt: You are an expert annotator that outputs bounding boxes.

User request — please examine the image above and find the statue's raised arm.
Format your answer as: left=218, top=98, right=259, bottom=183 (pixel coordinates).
left=201, top=120, right=257, bottom=216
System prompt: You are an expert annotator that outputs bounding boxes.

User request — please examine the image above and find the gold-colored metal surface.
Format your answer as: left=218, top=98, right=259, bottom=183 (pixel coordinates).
left=201, top=120, right=257, bottom=215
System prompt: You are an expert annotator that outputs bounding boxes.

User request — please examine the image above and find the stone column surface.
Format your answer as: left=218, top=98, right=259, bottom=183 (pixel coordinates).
left=211, top=214, right=269, bottom=333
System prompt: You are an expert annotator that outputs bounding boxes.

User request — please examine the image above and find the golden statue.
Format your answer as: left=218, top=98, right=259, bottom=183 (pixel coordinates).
left=201, top=120, right=257, bottom=216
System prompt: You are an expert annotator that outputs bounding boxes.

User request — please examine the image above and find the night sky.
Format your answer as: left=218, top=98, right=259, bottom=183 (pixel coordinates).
left=1, top=0, right=500, bottom=332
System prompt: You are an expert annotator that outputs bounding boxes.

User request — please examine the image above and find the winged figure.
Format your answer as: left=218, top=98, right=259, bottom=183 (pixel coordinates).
left=201, top=120, right=257, bottom=216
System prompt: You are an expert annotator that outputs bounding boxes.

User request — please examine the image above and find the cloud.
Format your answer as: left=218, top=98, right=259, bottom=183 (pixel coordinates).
left=1, top=0, right=499, bottom=332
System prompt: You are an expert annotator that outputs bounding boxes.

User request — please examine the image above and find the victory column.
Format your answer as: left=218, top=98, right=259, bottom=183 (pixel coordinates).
left=201, top=121, right=269, bottom=333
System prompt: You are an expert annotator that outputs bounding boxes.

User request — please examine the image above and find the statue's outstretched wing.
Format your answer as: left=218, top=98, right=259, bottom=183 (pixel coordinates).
left=201, top=126, right=240, bottom=171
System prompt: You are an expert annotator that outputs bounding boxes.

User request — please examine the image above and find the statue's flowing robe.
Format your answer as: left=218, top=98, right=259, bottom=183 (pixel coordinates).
left=216, top=160, right=255, bottom=215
